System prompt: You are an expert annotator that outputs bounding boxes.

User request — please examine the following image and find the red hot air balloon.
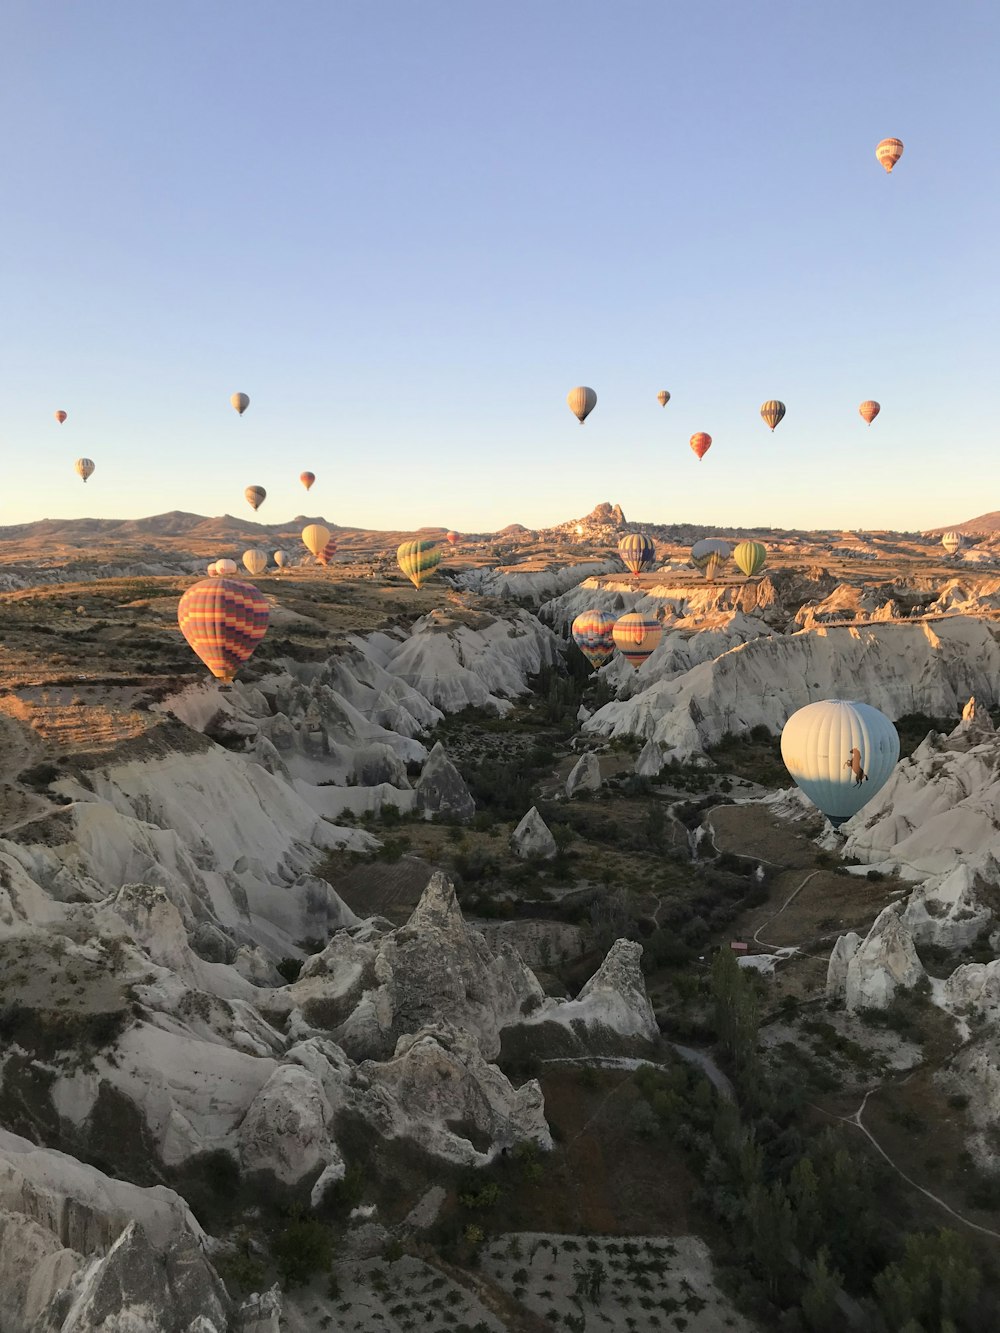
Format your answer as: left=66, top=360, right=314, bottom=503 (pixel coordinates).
left=54, top=410, right=67, bottom=424
left=318, top=537, right=338, bottom=566
left=177, top=578, right=269, bottom=682
left=859, top=400, right=880, bottom=425
left=690, top=432, right=712, bottom=461
left=446, top=531, right=460, bottom=547
left=300, top=471, right=316, bottom=490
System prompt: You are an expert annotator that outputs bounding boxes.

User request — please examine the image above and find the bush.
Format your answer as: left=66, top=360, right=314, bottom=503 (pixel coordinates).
left=275, top=957, right=303, bottom=984
left=271, top=1217, right=334, bottom=1287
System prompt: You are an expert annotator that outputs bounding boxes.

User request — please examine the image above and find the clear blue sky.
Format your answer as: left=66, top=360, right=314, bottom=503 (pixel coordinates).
left=0, top=1, right=996, bottom=533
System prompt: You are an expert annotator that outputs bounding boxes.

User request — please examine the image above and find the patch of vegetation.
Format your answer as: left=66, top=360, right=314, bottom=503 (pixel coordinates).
left=271, top=1215, right=335, bottom=1287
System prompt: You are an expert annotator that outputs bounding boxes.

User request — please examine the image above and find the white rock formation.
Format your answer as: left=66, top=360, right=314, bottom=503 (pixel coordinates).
left=566, top=752, right=602, bottom=798
left=635, top=738, right=666, bottom=777
left=524, top=939, right=659, bottom=1045
left=510, top=807, right=557, bottom=860
left=842, top=907, right=925, bottom=1011
left=826, top=931, right=862, bottom=1003
left=415, top=742, right=475, bottom=821
left=900, top=863, right=993, bottom=949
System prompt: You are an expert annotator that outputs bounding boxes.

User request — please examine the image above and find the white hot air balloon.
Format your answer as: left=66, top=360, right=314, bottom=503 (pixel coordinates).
left=273, top=550, right=288, bottom=568
left=215, top=558, right=238, bottom=576
left=941, top=531, right=963, bottom=556
left=242, top=549, right=268, bottom=576
left=780, top=700, right=900, bottom=828
left=207, top=561, right=219, bottom=576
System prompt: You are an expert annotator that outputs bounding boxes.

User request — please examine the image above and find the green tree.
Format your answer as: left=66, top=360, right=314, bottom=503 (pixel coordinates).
left=874, top=1229, right=981, bottom=1331
left=710, top=946, right=761, bottom=1084
left=788, top=1157, right=823, bottom=1256
left=801, top=1248, right=843, bottom=1333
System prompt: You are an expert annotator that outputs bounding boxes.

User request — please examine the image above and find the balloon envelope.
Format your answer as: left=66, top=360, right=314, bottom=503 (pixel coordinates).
left=941, top=531, right=963, bottom=556
left=302, top=524, right=331, bottom=558
left=397, top=539, right=441, bottom=588
left=242, top=549, right=268, bottom=576
left=859, top=400, right=880, bottom=425
left=760, top=400, right=786, bottom=431
left=875, top=138, right=904, bottom=173
left=571, top=610, right=617, bottom=670
left=690, top=432, right=712, bottom=460
left=733, top=540, right=767, bottom=577
left=231, top=392, right=250, bottom=415
left=54, top=410, right=67, bottom=424
left=273, top=550, right=289, bottom=568
left=690, top=538, right=731, bottom=579
left=300, top=471, right=316, bottom=490
left=178, top=577, right=269, bottom=682
left=245, top=485, right=266, bottom=512
left=75, top=458, right=95, bottom=482
left=657, top=391, right=670, bottom=408
left=567, top=386, right=597, bottom=424
left=318, top=537, right=337, bottom=566
left=446, top=531, right=460, bottom=546
left=780, top=699, right=899, bottom=827
left=215, top=558, right=238, bottom=576
left=612, top=613, right=662, bottom=670
left=618, top=533, right=656, bottom=577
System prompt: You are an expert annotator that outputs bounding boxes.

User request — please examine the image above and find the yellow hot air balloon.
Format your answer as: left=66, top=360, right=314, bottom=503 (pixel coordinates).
left=302, top=524, right=331, bottom=559
left=567, top=386, right=597, bottom=424
left=54, top=410, right=67, bottom=424
left=760, top=400, right=785, bottom=431
left=397, top=539, right=441, bottom=589
left=859, top=400, right=880, bottom=425
left=657, top=391, right=670, bottom=408
left=75, top=457, right=95, bottom=483
left=243, top=549, right=268, bottom=576
left=733, top=540, right=767, bottom=577
left=245, top=485, right=266, bottom=512
left=875, top=138, right=904, bottom=174
left=231, top=392, right=250, bottom=415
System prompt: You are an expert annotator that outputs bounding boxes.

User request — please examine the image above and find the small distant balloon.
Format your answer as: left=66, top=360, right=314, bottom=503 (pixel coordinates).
left=245, top=485, right=266, bottom=512
left=760, top=400, right=786, bottom=432
left=242, top=549, right=268, bottom=576
left=689, top=432, right=712, bottom=461
left=300, top=471, right=316, bottom=490
left=54, top=410, right=67, bottom=424
left=732, top=540, right=767, bottom=578
left=657, top=391, right=671, bottom=408
left=75, top=457, right=95, bottom=483
left=781, top=699, right=899, bottom=828
left=571, top=610, right=617, bottom=670
left=301, top=524, right=331, bottom=559
left=446, top=531, right=460, bottom=547
left=875, top=138, right=904, bottom=174
left=567, top=386, right=597, bottom=424
left=612, top=613, right=662, bottom=670
left=397, top=539, right=441, bottom=589
left=941, top=531, right=963, bottom=556
left=215, top=558, right=238, bottom=576
left=859, top=400, right=880, bottom=425
left=318, top=537, right=338, bottom=567
left=231, top=392, right=250, bottom=415
left=690, top=538, right=731, bottom=580
left=178, top=577, right=269, bottom=683
left=207, top=561, right=219, bottom=576
left=618, top=533, right=656, bottom=577
left=274, top=550, right=289, bottom=568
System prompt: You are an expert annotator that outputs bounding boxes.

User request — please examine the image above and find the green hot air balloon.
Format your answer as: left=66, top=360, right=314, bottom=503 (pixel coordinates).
left=732, top=540, right=767, bottom=578
left=397, top=539, right=441, bottom=589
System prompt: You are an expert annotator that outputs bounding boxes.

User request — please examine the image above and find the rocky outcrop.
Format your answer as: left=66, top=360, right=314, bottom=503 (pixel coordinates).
left=843, top=907, right=925, bottom=1011
left=943, top=960, right=1000, bottom=1019
left=238, top=1064, right=343, bottom=1188
left=900, top=863, right=993, bottom=950
left=510, top=807, right=557, bottom=860
left=566, top=752, right=602, bottom=798
left=415, top=742, right=475, bottom=822
left=635, top=739, right=666, bottom=777
left=826, top=931, right=862, bottom=1003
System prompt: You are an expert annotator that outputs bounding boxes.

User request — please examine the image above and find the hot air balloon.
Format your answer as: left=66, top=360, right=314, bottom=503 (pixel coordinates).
left=54, top=410, right=67, bottom=424
left=618, top=533, right=656, bottom=577
left=571, top=610, right=617, bottom=670
left=397, top=539, right=441, bottom=589
left=760, top=401, right=786, bottom=432
left=657, top=391, right=671, bottom=408
left=941, top=531, right=963, bottom=556
left=273, top=550, right=289, bottom=568
left=216, top=558, right=238, bottom=576
left=780, top=700, right=899, bottom=828
left=207, top=561, right=219, bottom=576
left=243, top=549, right=268, bottom=576
left=302, top=524, right=331, bottom=560
left=245, top=485, right=266, bottom=512
left=178, top=577, right=269, bottom=683
left=690, top=538, right=731, bottom=580
left=446, top=531, right=460, bottom=547
left=300, top=471, right=316, bottom=490
left=567, top=386, right=597, bottom=424
left=733, top=540, right=767, bottom=577
left=318, top=537, right=338, bottom=566
left=231, top=392, right=250, bottom=415
left=875, top=138, right=904, bottom=174
left=859, top=400, right=880, bottom=425
left=690, top=432, right=712, bottom=461
left=612, top=613, right=662, bottom=670
left=75, top=458, right=95, bottom=483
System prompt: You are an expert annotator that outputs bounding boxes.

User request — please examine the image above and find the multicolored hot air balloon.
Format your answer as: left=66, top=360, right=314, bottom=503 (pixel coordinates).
left=300, top=471, right=316, bottom=490
left=941, top=531, right=963, bottom=556
left=690, top=432, right=712, bottom=461
left=760, top=400, right=786, bottom=432
left=75, top=458, right=95, bottom=483
left=54, top=410, right=67, bottom=424
left=397, top=539, right=441, bottom=589
left=618, top=533, right=656, bottom=577
left=875, top=138, right=904, bottom=174
left=733, top=540, right=767, bottom=578
left=446, top=531, right=460, bottom=547
left=657, top=390, right=670, bottom=408
left=859, top=400, right=880, bottom=425
left=216, top=558, right=238, bottom=576
left=690, top=538, right=731, bottom=580
left=612, top=613, right=662, bottom=670
left=567, top=386, right=597, bottom=424
left=274, top=550, right=289, bottom=568
left=177, top=577, right=269, bottom=683
left=243, top=549, right=268, bottom=576
left=571, top=610, right=617, bottom=670
left=302, top=524, right=331, bottom=560
left=318, top=537, right=338, bottom=566
left=781, top=700, right=899, bottom=828
left=231, top=392, right=250, bottom=415
left=245, top=485, right=266, bottom=512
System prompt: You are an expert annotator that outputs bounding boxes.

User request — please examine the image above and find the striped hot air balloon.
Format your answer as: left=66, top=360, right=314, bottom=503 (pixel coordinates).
left=318, top=537, right=338, bottom=566
left=875, top=138, right=904, bottom=174
left=618, top=533, right=656, bottom=576
left=302, top=524, right=331, bottom=560
left=781, top=700, right=899, bottom=828
left=177, top=577, right=269, bottom=683
left=245, top=485, right=266, bottom=512
left=690, top=538, right=731, bottom=580
left=612, top=613, right=662, bottom=670
left=689, top=432, right=712, bottom=460
left=215, top=558, right=238, bottom=576
left=732, top=540, right=767, bottom=577
left=760, top=400, right=786, bottom=431
left=657, top=390, right=670, bottom=408
left=243, top=549, right=268, bottom=576
left=941, top=531, right=963, bottom=556
left=231, top=392, right=250, bottom=415
left=54, top=410, right=67, bottom=424
left=571, top=610, right=617, bottom=670
left=567, top=386, right=597, bottom=424
left=859, top=400, right=880, bottom=425
left=300, top=471, right=316, bottom=490
left=397, top=539, right=441, bottom=589
left=75, top=458, right=95, bottom=482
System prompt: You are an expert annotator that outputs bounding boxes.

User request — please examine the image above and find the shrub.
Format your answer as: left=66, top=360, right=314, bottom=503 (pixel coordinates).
left=271, top=1217, right=334, bottom=1287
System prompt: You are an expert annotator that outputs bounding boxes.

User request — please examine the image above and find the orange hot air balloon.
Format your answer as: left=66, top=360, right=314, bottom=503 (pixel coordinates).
left=567, top=386, right=597, bottom=424
left=690, top=432, right=712, bottom=461
left=612, top=613, right=662, bottom=670
left=177, top=577, right=269, bottom=682
left=859, top=400, right=880, bottom=425
left=446, top=531, right=460, bottom=547
left=54, top=410, right=67, bottom=424
left=300, top=471, right=316, bottom=490
left=875, top=138, right=904, bottom=174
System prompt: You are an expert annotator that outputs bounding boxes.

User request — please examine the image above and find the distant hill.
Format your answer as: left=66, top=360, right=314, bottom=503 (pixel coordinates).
left=0, top=512, right=340, bottom=543
left=925, top=511, right=1000, bottom=537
